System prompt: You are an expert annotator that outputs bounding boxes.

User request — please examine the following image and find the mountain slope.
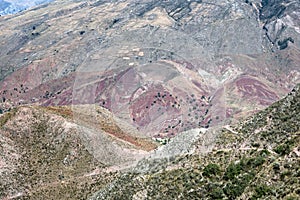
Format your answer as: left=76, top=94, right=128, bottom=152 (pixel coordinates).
left=0, top=0, right=53, bottom=15
left=0, top=1, right=299, bottom=199
left=0, top=0, right=299, bottom=138
left=0, top=105, right=157, bottom=199
left=1, top=84, right=298, bottom=199
left=90, top=85, right=299, bottom=200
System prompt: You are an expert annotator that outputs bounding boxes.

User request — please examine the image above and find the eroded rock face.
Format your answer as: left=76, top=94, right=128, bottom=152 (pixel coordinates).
left=258, top=0, right=300, bottom=50
left=0, top=0, right=299, bottom=137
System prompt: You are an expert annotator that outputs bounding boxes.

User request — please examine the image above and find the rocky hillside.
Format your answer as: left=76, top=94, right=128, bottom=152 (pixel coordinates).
left=0, top=0, right=299, bottom=199
left=0, top=84, right=298, bottom=199
left=0, top=0, right=299, bottom=138
left=0, top=104, right=158, bottom=199
left=90, top=84, right=300, bottom=200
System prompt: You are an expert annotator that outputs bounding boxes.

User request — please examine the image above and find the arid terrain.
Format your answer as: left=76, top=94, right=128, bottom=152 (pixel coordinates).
left=0, top=0, right=299, bottom=199
left=0, top=0, right=52, bottom=15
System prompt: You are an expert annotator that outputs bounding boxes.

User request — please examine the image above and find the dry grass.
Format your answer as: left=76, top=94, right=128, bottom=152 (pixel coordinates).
left=0, top=108, right=17, bottom=128
left=42, top=106, right=74, bottom=118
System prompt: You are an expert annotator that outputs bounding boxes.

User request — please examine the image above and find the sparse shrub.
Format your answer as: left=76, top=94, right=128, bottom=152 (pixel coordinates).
left=280, top=170, right=292, bottom=180
left=259, top=149, right=270, bottom=156
left=223, top=182, right=245, bottom=199
left=203, top=163, right=221, bottom=177
left=251, top=142, right=260, bottom=148
left=252, top=156, right=265, bottom=167
left=274, top=142, right=293, bottom=155
left=252, top=185, right=272, bottom=199
left=223, top=162, right=241, bottom=180
left=210, top=186, right=223, bottom=199
left=273, top=163, right=280, bottom=172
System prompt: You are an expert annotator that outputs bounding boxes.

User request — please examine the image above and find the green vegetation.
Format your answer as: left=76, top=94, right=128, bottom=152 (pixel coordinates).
left=251, top=184, right=273, bottom=199
left=203, top=163, right=221, bottom=177
left=274, top=140, right=295, bottom=155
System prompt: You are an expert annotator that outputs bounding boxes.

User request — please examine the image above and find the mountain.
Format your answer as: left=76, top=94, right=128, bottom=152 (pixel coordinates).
left=0, top=84, right=298, bottom=199
left=90, top=83, right=300, bottom=200
left=0, top=0, right=53, bottom=16
left=0, top=0, right=299, bottom=199
left=0, top=0, right=299, bottom=138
